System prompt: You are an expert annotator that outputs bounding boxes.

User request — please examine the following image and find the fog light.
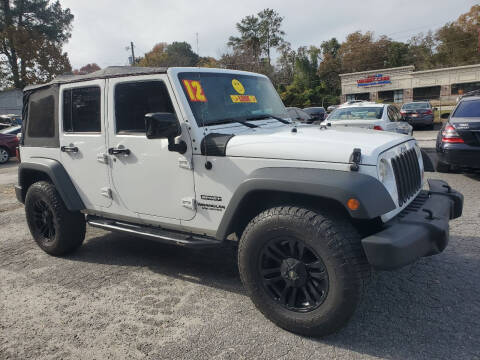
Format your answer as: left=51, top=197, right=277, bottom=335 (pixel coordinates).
left=347, top=198, right=360, bottom=211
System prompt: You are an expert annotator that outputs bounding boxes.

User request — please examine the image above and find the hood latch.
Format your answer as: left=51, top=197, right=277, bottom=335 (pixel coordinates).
left=350, top=148, right=362, bottom=171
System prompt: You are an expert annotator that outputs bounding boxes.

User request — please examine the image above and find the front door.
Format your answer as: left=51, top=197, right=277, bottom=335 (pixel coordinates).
left=59, top=80, right=112, bottom=210
left=106, top=75, right=196, bottom=221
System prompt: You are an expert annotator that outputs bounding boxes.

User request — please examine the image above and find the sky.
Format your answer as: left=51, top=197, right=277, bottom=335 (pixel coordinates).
left=59, top=0, right=479, bottom=70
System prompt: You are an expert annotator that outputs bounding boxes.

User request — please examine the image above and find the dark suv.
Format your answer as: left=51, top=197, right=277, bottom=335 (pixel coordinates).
left=436, top=92, right=480, bottom=172
left=400, top=102, right=435, bottom=129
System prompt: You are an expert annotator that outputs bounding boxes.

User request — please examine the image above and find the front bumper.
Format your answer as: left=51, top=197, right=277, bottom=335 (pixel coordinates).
left=361, top=179, right=463, bottom=270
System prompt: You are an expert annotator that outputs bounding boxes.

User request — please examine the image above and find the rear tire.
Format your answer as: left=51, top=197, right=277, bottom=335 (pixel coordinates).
left=0, top=147, right=9, bottom=164
left=25, top=181, right=86, bottom=255
left=436, top=160, right=450, bottom=173
left=238, top=206, right=371, bottom=336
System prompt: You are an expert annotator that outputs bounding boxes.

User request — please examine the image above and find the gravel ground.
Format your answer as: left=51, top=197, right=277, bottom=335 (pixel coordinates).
left=0, top=159, right=479, bottom=360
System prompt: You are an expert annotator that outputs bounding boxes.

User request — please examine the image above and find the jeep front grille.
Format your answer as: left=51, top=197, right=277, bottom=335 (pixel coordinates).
left=391, top=148, right=421, bottom=206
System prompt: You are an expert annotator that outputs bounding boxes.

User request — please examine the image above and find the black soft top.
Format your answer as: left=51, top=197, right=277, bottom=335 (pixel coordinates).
left=24, top=66, right=168, bottom=91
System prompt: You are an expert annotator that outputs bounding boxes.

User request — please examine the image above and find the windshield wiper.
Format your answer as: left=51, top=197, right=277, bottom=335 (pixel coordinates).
left=246, top=114, right=291, bottom=124
left=204, top=118, right=258, bottom=128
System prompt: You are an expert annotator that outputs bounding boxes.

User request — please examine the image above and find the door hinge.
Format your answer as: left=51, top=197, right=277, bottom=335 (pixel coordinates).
left=178, top=157, right=193, bottom=170
left=97, top=153, right=109, bottom=164
left=181, top=197, right=196, bottom=210
left=101, top=187, right=113, bottom=199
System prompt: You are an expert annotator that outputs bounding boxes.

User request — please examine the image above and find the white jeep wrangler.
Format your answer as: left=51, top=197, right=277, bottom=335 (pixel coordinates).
left=16, top=67, right=463, bottom=336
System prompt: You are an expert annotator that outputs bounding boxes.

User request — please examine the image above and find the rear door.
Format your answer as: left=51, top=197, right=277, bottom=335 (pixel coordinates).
left=59, top=80, right=112, bottom=210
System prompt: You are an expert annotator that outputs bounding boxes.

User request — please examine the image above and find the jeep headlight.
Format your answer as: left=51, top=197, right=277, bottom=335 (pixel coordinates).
left=378, top=158, right=388, bottom=183
left=377, top=157, right=395, bottom=197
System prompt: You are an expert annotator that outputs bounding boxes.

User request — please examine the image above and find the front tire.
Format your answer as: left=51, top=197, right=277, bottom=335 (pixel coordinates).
left=238, top=206, right=371, bottom=336
left=25, top=181, right=86, bottom=255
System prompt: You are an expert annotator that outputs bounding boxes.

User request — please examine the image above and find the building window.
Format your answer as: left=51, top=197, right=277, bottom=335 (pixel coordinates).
left=413, top=86, right=440, bottom=101
left=346, top=93, right=370, bottom=101
left=452, top=82, right=480, bottom=95
left=394, top=90, right=403, bottom=103
left=63, top=87, right=101, bottom=133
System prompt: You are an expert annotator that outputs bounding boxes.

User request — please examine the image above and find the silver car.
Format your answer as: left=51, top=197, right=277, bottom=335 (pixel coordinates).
left=322, top=101, right=413, bottom=135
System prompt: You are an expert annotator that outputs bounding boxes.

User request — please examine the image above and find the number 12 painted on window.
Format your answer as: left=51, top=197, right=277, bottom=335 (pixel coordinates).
left=183, top=80, right=207, bottom=102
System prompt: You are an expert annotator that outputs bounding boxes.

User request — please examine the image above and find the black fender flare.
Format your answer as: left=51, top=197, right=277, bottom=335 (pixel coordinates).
left=17, top=158, right=85, bottom=211
left=215, top=167, right=396, bottom=240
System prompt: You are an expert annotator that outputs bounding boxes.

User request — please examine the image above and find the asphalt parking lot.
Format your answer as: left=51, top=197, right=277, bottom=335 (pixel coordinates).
left=1, top=148, right=479, bottom=359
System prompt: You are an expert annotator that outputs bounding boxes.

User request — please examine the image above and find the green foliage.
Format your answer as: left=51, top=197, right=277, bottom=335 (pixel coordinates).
left=0, top=0, right=73, bottom=89
left=137, top=41, right=199, bottom=67
left=227, top=8, right=286, bottom=70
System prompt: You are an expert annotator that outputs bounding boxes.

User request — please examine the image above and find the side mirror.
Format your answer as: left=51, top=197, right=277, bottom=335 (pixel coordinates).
left=145, top=112, right=181, bottom=139
left=145, top=112, right=187, bottom=154
left=440, top=112, right=450, bottom=120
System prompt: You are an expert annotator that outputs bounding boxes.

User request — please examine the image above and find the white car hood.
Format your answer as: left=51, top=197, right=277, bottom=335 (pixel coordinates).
left=225, top=124, right=411, bottom=165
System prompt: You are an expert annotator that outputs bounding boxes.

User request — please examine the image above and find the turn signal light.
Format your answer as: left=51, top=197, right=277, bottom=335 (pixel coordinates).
left=373, top=125, right=383, bottom=131
left=347, top=198, right=360, bottom=211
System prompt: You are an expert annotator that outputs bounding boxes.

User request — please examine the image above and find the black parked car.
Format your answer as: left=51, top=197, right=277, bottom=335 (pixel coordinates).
left=303, top=107, right=326, bottom=122
left=400, top=102, right=435, bottom=129
left=286, top=107, right=314, bottom=123
left=436, top=92, right=480, bottom=172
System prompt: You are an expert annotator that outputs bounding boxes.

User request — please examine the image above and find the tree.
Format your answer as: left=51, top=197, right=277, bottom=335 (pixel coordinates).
left=228, top=15, right=261, bottom=64
left=407, top=31, right=436, bottom=70
left=227, top=9, right=286, bottom=68
left=137, top=41, right=198, bottom=67
left=434, top=5, right=480, bottom=67
left=0, top=0, right=73, bottom=89
left=73, top=63, right=100, bottom=75
left=258, top=8, right=285, bottom=65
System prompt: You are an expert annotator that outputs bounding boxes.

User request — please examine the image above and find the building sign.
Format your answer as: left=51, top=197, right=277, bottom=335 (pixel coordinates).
left=357, top=74, right=391, bottom=87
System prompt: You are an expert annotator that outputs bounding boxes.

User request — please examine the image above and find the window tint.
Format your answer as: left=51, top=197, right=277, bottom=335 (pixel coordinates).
left=329, top=107, right=383, bottom=120
left=115, top=81, right=174, bottom=133
left=402, top=102, right=430, bottom=110
left=453, top=100, right=480, bottom=118
left=27, top=95, right=55, bottom=138
left=63, top=87, right=101, bottom=132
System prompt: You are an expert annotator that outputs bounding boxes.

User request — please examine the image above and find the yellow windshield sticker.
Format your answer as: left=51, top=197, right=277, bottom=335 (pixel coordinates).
left=182, top=80, right=207, bottom=102
left=230, top=95, right=257, bottom=103
left=232, top=79, right=245, bottom=94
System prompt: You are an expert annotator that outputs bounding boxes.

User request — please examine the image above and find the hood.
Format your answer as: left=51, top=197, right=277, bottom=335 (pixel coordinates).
left=225, top=124, right=411, bottom=165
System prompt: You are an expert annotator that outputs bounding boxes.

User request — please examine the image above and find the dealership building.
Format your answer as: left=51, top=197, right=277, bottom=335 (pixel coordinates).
left=339, top=63, right=480, bottom=105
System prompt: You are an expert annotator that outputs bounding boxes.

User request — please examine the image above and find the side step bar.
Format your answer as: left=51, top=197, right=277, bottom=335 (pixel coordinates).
left=87, top=216, right=222, bottom=248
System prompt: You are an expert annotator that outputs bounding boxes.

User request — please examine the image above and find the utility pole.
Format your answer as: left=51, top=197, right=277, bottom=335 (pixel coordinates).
left=196, top=33, right=199, bottom=55
left=130, top=41, right=135, bottom=65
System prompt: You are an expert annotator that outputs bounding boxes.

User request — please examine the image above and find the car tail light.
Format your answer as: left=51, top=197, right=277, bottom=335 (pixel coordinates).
left=400, top=111, right=406, bottom=116
left=442, top=123, right=464, bottom=143
left=424, top=109, right=433, bottom=115
left=373, top=125, right=383, bottom=130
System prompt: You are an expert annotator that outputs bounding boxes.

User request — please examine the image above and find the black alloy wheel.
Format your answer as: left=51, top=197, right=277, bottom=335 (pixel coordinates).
left=31, top=199, right=56, bottom=243
left=259, top=237, right=329, bottom=312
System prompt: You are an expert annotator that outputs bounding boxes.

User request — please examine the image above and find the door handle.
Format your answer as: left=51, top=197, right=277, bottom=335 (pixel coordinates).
left=108, top=147, right=130, bottom=156
left=61, top=146, right=79, bottom=153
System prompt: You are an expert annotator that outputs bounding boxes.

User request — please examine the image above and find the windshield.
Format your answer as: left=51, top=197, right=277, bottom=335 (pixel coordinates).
left=328, top=107, right=383, bottom=121
left=402, top=102, right=430, bottom=110
left=453, top=100, right=480, bottom=117
left=178, top=72, right=287, bottom=126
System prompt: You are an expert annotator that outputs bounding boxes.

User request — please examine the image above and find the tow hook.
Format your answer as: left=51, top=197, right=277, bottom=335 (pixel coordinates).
left=422, top=208, right=437, bottom=220
left=350, top=148, right=361, bottom=171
